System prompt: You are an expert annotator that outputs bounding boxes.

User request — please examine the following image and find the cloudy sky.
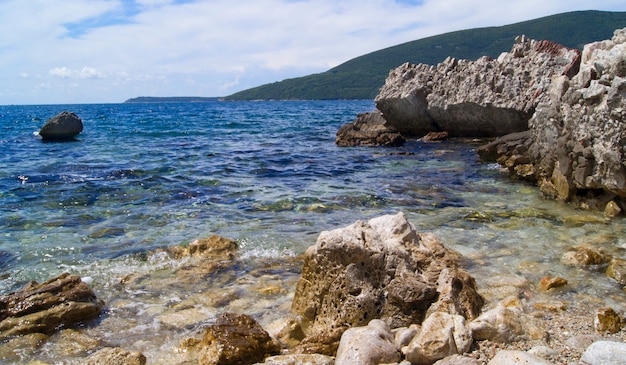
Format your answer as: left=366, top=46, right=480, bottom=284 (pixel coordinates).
left=1, top=0, right=625, bottom=105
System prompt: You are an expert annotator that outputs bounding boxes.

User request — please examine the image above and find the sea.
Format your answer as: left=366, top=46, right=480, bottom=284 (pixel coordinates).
left=1, top=100, right=625, bottom=363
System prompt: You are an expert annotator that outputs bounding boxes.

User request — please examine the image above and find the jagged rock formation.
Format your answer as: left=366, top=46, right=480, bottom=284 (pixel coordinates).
left=335, top=110, right=405, bottom=147
left=290, top=212, right=483, bottom=355
left=373, top=36, right=580, bottom=137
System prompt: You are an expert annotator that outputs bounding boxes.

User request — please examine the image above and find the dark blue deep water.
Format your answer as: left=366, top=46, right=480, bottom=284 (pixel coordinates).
left=1, top=100, right=626, bottom=363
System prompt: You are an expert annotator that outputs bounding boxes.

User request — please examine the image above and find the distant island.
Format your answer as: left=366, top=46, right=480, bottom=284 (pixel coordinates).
left=124, top=96, right=222, bottom=103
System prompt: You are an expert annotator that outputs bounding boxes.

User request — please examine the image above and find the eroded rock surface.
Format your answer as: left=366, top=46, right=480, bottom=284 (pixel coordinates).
left=290, top=212, right=483, bottom=355
left=0, top=273, right=104, bottom=340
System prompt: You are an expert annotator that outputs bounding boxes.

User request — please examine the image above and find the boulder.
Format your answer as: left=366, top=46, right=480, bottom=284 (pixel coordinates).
left=290, top=212, right=483, bottom=355
left=80, top=347, right=146, bottom=365
left=403, top=312, right=473, bottom=365
left=335, top=319, right=401, bottom=365
left=469, top=298, right=545, bottom=343
left=433, top=355, right=480, bottom=365
left=606, top=257, right=626, bottom=286
left=593, top=307, right=624, bottom=334
left=39, top=111, right=83, bottom=141
left=487, top=350, right=551, bottom=365
left=198, top=312, right=281, bottom=365
left=335, top=110, right=405, bottom=147
left=374, top=36, right=580, bottom=138
left=579, top=341, right=626, bottom=365
left=0, top=273, right=104, bottom=340
left=256, top=354, right=335, bottom=365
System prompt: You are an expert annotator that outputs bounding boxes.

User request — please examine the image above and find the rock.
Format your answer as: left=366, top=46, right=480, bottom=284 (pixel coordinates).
left=265, top=315, right=306, bottom=349
left=527, top=345, right=557, bottom=360
left=394, top=324, right=421, bottom=348
left=403, top=312, right=473, bottom=365
left=0, top=332, right=48, bottom=363
left=606, top=257, right=626, bottom=285
left=80, top=347, right=146, bottom=365
left=487, top=350, right=551, bottom=365
left=579, top=341, right=626, bottom=365
left=604, top=200, right=622, bottom=218
left=335, top=110, right=405, bottom=147
left=593, top=307, right=624, bottom=334
left=39, top=111, right=83, bottom=141
left=0, top=273, right=104, bottom=340
left=198, top=312, right=281, bottom=365
left=257, top=354, right=335, bottom=365
left=527, top=28, right=626, bottom=202
left=561, top=245, right=612, bottom=267
left=433, top=355, right=480, bottom=365
left=335, top=319, right=401, bottom=365
left=469, top=298, right=545, bottom=343
left=475, top=131, right=533, bottom=177
left=538, top=275, right=567, bottom=291
left=290, top=212, right=483, bottom=354
left=422, top=131, right=449, bottom=142
left=375, top=37, right=580, bottom=138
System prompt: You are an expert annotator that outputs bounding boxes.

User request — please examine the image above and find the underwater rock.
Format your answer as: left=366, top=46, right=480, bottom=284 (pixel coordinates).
left=594, top=307, right=624, bottom=334
left=0, top=273, right=104, bottom=340
left=39, top=111, right=83, bottom=141
left=80, top=347, right=146, bottom=365
left=606, top=257, right=626, bottom=286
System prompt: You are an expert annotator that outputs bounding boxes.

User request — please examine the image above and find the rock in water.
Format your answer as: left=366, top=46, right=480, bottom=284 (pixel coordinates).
left=335, top=110, right=405, bottom=147
left=0, top=273, right=104, bottom=340
left=39, top=111, right=83, bottom=141
left=198, top=312, right=281, bottom=365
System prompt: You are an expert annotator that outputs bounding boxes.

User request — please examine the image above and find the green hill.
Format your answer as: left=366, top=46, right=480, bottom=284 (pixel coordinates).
left=223, top=10, right=626, bottom=101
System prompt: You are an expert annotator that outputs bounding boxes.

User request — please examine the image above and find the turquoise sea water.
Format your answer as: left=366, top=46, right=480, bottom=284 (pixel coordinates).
left=1, top=100, right=625, bottom=363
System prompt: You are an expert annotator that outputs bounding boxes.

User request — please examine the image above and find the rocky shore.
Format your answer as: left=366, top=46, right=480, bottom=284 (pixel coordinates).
left=1, top=213, right=625, bottom=364
left=337, top=28, right=626, bottom=216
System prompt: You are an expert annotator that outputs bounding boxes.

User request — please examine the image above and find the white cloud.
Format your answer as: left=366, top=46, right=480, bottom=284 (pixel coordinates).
left=0, top=0, right=625, bottom=104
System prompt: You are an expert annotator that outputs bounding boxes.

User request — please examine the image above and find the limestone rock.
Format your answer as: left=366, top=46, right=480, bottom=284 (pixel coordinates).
left=469, top=299, right=545, bottom=343
left=335, top=110, right=405, bottom=147
left=403, top=312, right=473, bottom=365
left=198, top=312, right=281, bottom=365
left=579, top=341, right=626, bottom=365
left=375, top=37, right=580, bottom=137
left=538, top=276, right=567, bottom=291
left=433, top=355, right=480, bottom=365
left=290, top=212, right=483, bottom=354
left=561, top=245, right=612, bottom=267
left=487, top=350, right=551, bottom=365
left=335, top=319, right=401, bottom=365
left=606, top=257, right=626, bottom=285
left=39, top=111, right=83, bottom=141
left=80, top=347, right=146, bottom=365
left=257, top=354, right=335, bottom=365
left=0, top=273, right=104, bottom=340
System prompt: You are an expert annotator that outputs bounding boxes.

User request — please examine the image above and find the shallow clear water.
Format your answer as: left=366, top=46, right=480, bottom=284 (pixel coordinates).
left=1, top=101, right=625, bottom=363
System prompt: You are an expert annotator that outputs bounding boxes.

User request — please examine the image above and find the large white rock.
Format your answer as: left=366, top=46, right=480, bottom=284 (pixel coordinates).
left=335, top=319, right=400, bottom=365
left=579, top=341, right=626, bottom=365
left=487, top=350, right=551, bottom=365
left=469, top=299, right=545, bottom=343
left=403, top=312, right=473, bottom=365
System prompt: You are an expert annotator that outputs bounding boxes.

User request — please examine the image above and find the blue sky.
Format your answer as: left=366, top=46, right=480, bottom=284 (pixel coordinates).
left=1, top=0, right=625, bottom=105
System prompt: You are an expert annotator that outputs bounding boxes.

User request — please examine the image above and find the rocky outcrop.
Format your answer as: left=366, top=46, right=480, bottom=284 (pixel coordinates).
left=335, top=110, right=405, bottom=147
left=526, top=28, right=626, bottom=205
left=0, top=273, right=104, bottom=340
left=373, top=36, right=580, bottom=137
left=290, top=212, right=483, bottom=355
left=39, top=111, right=83, bottom=141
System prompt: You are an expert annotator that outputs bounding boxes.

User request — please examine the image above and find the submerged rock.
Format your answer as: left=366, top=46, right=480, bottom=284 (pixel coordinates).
left=0, top=273, right=104, bottom=340
left=80, top=347, right=146, bottom=365
left=39, top=111, right=83, bottom=141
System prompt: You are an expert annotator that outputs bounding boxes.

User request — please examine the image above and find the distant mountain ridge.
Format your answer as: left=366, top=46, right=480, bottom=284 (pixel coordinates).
left=223, top=10, right=626, bottom=101
left=125, top=96, right=220, bottom=103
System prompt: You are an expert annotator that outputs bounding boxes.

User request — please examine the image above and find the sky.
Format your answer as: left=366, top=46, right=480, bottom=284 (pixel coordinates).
left=1, top=0, right=625, bottom=105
